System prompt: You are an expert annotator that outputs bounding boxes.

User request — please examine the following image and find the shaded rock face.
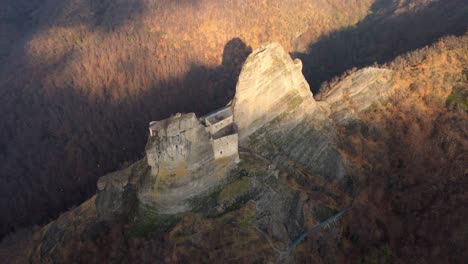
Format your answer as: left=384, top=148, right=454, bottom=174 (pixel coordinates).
left=233, top=43, right=343, bottom=180
left=95, top=160, right=147, bottom=219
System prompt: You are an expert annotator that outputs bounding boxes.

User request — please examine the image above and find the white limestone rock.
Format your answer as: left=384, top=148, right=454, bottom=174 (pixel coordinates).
left=323, top=67, right=394, bottom=124
left=232, top=42, right=344, bottom=180
left=232, top=42, right=318, bottom=142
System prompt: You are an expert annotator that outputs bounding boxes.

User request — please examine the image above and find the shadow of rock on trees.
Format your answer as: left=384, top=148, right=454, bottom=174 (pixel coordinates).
left=0, top=37, right=251, bottom=238
left=179, top=38, right=252, bottom=112
left=2, top=0, right=467, bottom=241
left=293, top=0, right=468, bottom=92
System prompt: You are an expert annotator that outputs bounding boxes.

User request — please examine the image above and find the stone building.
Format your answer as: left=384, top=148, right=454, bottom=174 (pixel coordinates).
left=146, top=113, right=201, bottom=177
left=200, top=106, right=234, bottom=135
left=200, top=106, right=239, bottom=161
left=212, top=125, right=239, bottom=160
left=143, top=110, right=239, bottom=213
left=148, top=113, right=198, bottom=138
left=148, top=107, right=239, bottom=163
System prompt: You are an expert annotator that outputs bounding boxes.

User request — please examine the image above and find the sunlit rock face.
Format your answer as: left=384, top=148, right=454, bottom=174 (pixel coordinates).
left=233, top=43, right=344, bottom=180
left=232, top=42, right=318, bottom=142
left=322, top=67, right=395, bottom=124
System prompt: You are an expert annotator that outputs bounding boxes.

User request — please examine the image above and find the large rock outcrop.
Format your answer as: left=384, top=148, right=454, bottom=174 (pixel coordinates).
left=95, top=44, right=397, bottom=219
left=320, top=67, right=394, bottom=124
left=7, top=37, right=467, bottom=264
left=95, top=159, right=148, bottom=219
left=232, top=43, right=318, bottom=141
left=233, top=43, right=344, bottom=180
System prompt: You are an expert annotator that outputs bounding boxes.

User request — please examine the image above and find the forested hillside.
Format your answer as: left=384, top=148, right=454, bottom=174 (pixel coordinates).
left=0, top=0, right=466, bottom=237
left=1, top=32, right=466, bottom=264
left=334, top=34, right=467, bottom=263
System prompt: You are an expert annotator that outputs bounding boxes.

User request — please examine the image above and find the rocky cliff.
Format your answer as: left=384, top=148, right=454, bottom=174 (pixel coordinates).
left=232, top=43, right=317, bottom=140
left=97, top=42, right=374, bottom=220
left=234, top=43, right=346, bottom=180
left=321, top=67, right=395, bottom=124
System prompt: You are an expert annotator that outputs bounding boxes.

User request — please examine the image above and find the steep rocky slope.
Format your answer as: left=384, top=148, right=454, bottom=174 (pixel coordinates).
left=2, top=0, right=468, bottom=237
left=233, top=43, right=344, bottom=181
left=1, top=34, right=467, bottom=263
left=1, top=42, right=353, bottom=263
left=0, top=0, right=375, bottom=236
left=330, top=36, right=468, bottom=263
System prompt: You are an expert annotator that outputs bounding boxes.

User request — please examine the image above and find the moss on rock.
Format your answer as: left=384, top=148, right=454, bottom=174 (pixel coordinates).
left=129, top=206, right=180, bottom=238
left=218, top=177, right=251, bottom=204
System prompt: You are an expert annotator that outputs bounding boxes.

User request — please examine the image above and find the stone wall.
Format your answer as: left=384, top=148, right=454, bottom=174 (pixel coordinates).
left=149, top=113, right=198, bottom=137
left=203, top=106, right=233, bottom=125
left=213, top=134, right=239, bottom=160
left=141, top=111, right=239, bottom=214
left=146, top=131, right=191, bottom=172
left=206, top=116, right=233, bottom=134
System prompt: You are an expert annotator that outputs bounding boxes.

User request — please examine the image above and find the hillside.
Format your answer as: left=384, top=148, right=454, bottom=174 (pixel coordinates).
left=0, top=0, right=467, bottom=239
left=328, top=34, right=468, bottom=263
left=1, top=34, right=466, bottom=263
left=0, top=0, right=373, bottom=237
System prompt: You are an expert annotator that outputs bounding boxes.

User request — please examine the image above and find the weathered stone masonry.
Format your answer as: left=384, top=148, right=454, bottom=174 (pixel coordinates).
left=212, top=134, right=239, bottom=160
left=200, top=106, right=239, bottom=161
left=148, top=106, right=239, bottom=167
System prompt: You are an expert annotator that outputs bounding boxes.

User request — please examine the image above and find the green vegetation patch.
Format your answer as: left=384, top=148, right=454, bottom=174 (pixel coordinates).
left=189, top=187, right=222, bottom=216
left=312, top=205, right=338, bottom=222
left=286, top=93, right=304, bottom=111
left=129, top=206, right=180, bottom=238
left=218, top=177, right=251, bottom=204
left=446, top=84, right=468, bottom=112
left=190, top=157, right=272, bottom=218
left=238, top=212, right=256, bottom=228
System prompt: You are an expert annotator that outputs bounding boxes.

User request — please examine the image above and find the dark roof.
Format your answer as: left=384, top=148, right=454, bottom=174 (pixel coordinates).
left=201, top=106, right=233, bottom=125
left=212, top=123, right=237, bottom=140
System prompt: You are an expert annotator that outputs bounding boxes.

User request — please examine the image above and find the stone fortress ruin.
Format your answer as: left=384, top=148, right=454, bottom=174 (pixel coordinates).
left=146, top=113, right=199, bottom=177
left=140, top=106, right=239, bottom=213
left=97, top=42, right=345, bottom=218
left=148, top=105, right=239, bottom=168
